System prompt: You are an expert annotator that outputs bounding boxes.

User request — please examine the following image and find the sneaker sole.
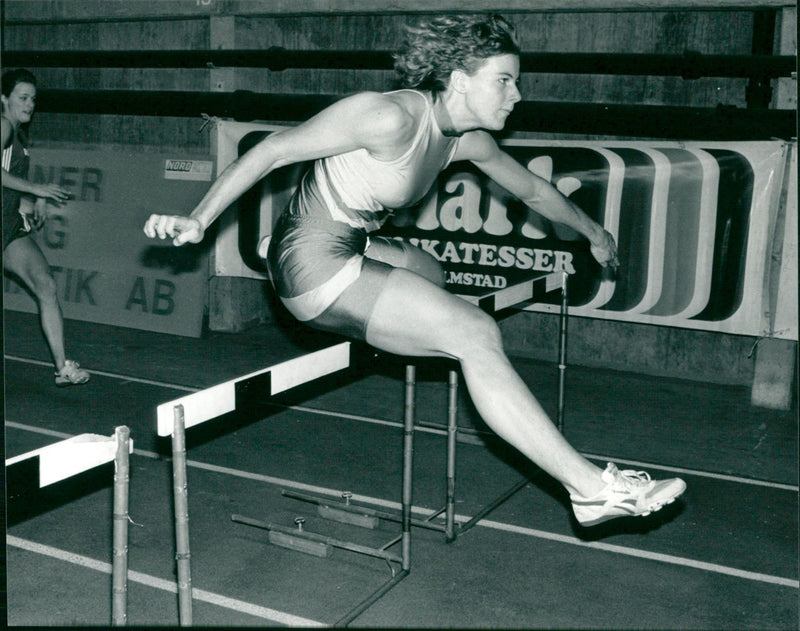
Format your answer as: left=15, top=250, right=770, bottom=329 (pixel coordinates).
left=577, top=489, right=685, bottom=528
left=55, top=378, right=90, bottom=387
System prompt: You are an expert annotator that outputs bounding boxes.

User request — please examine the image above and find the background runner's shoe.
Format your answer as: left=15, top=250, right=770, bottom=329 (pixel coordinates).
left=55, top=360, right=90, bottom=386
left=570, top=462, right=686, bottom=527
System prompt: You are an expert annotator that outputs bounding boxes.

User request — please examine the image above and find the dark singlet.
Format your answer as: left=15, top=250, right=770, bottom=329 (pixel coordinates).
left=2, top=117, right=32, bottom=250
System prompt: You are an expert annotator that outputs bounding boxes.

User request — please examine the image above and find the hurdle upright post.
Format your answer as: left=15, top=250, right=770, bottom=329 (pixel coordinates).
left=445, top=369, right=458, bottom=542
left=111, top=426, right=131, bottom=627
left=557, top=271, right=569, bottom=433
left=172, top=404, right=193, bottom=626
left=400, top=364, right=416, bottom=570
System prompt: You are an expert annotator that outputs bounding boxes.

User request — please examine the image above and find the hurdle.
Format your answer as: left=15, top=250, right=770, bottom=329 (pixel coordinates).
left=282, top=271, right=569, bottom=542
left=155, top=272, right=568, bottom=625
left=156, top=342, right=364, bottom=625
left=6, top=427, right=134, bottom=626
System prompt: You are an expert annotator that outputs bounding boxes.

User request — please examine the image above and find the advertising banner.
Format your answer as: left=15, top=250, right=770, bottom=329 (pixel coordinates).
left=212, top=120, right=795, bottom=340
left=3, top=147, right=214, bottom=337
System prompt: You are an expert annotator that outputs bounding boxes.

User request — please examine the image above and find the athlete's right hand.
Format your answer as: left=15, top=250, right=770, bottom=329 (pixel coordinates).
left=143, top=214, right=205, bottom=246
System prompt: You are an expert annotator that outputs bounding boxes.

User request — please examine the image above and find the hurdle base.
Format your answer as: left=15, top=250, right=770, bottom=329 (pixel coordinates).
left=268, top=530, right=333, bottom=558
left=456, top=477, right=530, bottom=536
left=318, top=505, right=380, bottom=529
left=283, top=489, right=455, bottom=535
left=232, top=513, right=403, bottom=565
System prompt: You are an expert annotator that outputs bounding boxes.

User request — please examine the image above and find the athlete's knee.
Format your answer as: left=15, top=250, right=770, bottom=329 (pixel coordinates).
left=30, top=269, right=58, bottom=301
left=451, top=308, right=504, bottom=358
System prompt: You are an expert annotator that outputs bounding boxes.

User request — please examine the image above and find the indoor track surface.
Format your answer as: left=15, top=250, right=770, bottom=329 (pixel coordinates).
left=3, top=309, right=798, bottom=628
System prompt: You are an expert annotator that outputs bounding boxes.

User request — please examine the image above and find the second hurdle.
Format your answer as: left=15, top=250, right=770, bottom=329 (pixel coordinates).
left=155, top=270, right=570, bottom=626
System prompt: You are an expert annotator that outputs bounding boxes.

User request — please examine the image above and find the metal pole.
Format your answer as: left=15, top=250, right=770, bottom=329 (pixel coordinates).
left=111, top=426, right=130, bottom=626
left=445, top=369, right=458, bottom=542
left=172, top=405, right=193, bottom=626
left=332, top=364, right=418, bottom=627
left=457, top=478, right=530, bottom=534
left=401, top=365, right=416, bottom=572
left=557, top=272, right=569, bottom=433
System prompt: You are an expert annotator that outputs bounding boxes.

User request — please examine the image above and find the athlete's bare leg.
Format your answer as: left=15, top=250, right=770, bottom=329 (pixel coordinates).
left=4, top=237, right=68, bottom=371
left=363, top=264, right=606, bottom=498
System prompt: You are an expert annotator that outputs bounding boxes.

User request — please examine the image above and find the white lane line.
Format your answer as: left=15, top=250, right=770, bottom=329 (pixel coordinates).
left=4, top=355, right=198, bottom=392
left=7, top=421, right=798, bottom=591
left=6, top=535, right=325, bottom=627
left=6, top=353, right=800, bottom=495
left=10, top=416, right=797, bottom=501
left=181, top=458, right=800, bottom=590
left=270, top=405, right=799, bottom=492
left=474, top=521, right=800, bottom=589
left=9, top=352, right=796, bottom=492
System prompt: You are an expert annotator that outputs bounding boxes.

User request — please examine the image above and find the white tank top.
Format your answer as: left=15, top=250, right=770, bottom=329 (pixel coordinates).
left=288, top=90, right=460, bottom=232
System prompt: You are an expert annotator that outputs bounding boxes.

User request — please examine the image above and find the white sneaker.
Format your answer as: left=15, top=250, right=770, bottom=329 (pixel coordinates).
left=55, top=360, right=90, bottom=387
left=570, top=463, right=686, bottom=527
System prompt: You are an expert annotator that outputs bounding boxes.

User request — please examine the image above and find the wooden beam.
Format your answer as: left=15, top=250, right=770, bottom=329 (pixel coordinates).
left=32, top=89, right=797, bottom=140
left=5, top=50, right=794, bottom=80
left=2, top=0, right=796, bottom=24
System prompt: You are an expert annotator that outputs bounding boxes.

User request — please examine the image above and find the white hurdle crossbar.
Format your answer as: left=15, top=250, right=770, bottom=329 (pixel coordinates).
left=6, top=427, right=134, bottom=626
left=157, top=342, right=351, bottom=626
left=156, top=342, right=351, bottom=437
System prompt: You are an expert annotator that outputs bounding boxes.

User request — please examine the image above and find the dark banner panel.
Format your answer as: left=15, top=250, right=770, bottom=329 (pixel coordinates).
left=213, top=121, right=794, bottom=338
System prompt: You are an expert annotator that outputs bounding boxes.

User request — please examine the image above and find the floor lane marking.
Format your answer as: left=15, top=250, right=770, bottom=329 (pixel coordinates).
left=6, top=535, right=325, bottom=627
left=13, top=347, right=800, bottom=495
left=7, top=421, right=798, bottom=591
left=4, top=355, right=198, bottom=392
left=7, top=411, right=797, bottom=493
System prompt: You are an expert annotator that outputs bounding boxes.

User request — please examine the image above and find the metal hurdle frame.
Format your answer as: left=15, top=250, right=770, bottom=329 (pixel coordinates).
left=232, top=362, right=418, bottom=627
left=6, top=427, right=134, bottom=626
left=157, top=342, right=412, bottom=626
left=282, top=271, right=569, bottom=543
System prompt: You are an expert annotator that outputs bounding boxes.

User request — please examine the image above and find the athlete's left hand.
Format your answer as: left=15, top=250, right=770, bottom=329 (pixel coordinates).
left=590, top=229, right=619, bottom=271
left=29, top=197, right=49, bottom=230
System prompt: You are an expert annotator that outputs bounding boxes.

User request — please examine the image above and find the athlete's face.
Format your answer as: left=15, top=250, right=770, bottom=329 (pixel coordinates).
left=462, top=54, right=521, bottom=131
left=2, top=82, right=37, bottom=127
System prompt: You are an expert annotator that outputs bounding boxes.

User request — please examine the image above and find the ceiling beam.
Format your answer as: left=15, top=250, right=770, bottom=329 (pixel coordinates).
left=2, top=0, right=795, bottom=24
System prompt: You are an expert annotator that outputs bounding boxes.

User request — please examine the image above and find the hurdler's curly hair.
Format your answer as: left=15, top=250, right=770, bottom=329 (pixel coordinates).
left=393, top=14, right=520, bottom=93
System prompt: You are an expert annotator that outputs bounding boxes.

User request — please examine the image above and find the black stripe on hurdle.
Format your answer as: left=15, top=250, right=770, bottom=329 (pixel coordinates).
left=6, top=455, right=41, bottom=500
left=477, top=276, right=555, bottom=319
left=234, top=370, right=273, bottom=412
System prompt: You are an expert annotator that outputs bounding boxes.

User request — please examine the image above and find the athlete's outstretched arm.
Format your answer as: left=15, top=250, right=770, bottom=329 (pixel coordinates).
left=456, top=130, right=619, bottom=269
left=143, top=92, right=416, bottom=246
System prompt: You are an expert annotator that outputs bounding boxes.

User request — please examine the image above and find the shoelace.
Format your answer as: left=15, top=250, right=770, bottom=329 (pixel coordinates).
left=60, top=361, right=82, bottom=376
left=613, top=469, right=652, bottom=490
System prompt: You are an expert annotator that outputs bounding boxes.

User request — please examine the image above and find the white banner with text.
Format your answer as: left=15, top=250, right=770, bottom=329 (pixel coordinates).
left=213, top=120, right=796, bottom=340
left=3, top=147, right=213, bottom=337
